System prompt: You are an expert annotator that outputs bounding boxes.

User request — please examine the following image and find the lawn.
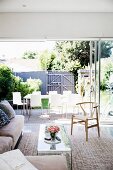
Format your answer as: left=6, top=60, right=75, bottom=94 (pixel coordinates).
left=42, top=99, right=49, bottom=109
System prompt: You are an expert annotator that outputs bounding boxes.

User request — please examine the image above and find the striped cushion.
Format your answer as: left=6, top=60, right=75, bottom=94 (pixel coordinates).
left=0, top=109, right=10, bottom=128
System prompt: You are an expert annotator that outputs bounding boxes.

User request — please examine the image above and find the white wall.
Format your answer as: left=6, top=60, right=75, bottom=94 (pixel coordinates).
left=0, top=12, right=113, bottom=39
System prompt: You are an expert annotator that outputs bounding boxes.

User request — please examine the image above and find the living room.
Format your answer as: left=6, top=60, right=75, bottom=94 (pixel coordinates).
left=0, top=0, right=113, bottom=170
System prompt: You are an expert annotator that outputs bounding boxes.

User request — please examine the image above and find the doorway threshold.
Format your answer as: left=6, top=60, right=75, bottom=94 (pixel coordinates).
left=100, top=115, right=113, bottom=125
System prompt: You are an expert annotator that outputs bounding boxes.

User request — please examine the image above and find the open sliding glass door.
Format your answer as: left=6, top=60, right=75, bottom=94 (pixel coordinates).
left=85, top=41, right=99, bottom=104
left=99, top=39, right=113, bottom=122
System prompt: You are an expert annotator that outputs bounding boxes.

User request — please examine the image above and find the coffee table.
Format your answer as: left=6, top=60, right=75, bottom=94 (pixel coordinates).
left=37, top=124, right=71, bottom=155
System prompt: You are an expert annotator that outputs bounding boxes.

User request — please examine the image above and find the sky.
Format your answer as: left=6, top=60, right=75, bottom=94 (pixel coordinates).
left=0, top=41, right=56, bottom=59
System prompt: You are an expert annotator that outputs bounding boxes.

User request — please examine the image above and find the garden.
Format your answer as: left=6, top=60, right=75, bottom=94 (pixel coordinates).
left=0, top=40, right=113, bottom=114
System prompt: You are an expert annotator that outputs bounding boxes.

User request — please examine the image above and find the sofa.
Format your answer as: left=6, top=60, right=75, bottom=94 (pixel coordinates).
left=26, top=155, right=68, bottom=170
left=0, top=100, right=24, bottom=153
left=0, top=115, right=24, bottom=153
left=0, top=149, right=68, bottom=170
left=0, top=136, right=13, bottom=154
left=0, top=101, right=68, bottom=170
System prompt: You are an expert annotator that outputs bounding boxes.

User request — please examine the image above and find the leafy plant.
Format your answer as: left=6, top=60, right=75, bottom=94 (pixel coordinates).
left=100, top=57, right=113, bottom=90
left=39, top=50, right=56, bottom=70
left=0, top=65, right=14, bottom=100
left=27, top=78, right=42, bottom=92
left=11, top=76, right=32, bottom=98
left=0, top=65, right=42, bottom=100
left=22, top=51, right=38, bottom=59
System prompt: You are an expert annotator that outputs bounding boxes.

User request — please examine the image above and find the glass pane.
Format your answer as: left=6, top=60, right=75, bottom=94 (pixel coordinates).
left=100, top=40, right=113, bottom=121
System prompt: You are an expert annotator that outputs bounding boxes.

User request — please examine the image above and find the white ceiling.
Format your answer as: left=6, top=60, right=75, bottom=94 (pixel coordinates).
left=0, top=0, right=113, bottom=12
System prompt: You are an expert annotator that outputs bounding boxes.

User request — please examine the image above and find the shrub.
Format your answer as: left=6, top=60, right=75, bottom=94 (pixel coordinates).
left=0, top=65, right=42, bottom=100
left=27, top=78, right=42, bottom=92
left=100, top=58, right=113, bottom=90
left=100, top=79, right=108, bottom=91
left=0, top=65, right=14, bottom=100
left=11, top=76, right=32, bottom=98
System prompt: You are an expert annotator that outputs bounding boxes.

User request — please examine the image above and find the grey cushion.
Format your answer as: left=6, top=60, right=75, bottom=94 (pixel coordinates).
left=0, top=109, right=10, bottom=128
left=0, top=100, right=15, bottom=119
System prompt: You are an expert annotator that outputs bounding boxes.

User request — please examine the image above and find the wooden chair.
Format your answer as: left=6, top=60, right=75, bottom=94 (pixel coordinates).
left=71, top=101, right=100, bottom=141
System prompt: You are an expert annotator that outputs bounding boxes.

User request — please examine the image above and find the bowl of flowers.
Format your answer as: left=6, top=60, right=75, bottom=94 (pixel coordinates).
left=47, top=125, right=60, bottom=141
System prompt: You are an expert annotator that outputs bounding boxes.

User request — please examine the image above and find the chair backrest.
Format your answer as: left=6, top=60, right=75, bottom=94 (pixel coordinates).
left=67, top=93, right=83, bottom=106
left=63, top=91, right=72, bottom=96
left=12, top=92, right=22, bottom=104
left=76, top=102, right=98, bottom=118
left=49, top=91, right=58, bottom=103
left=49, top=94, right=62, bottom=107
left=49, top=91, right=57, bottom=95
left=32, top=91, right=41, bottom=95
left=30, top=94, right=42, bottom=107
left=62, top=91, right=72, bottom=104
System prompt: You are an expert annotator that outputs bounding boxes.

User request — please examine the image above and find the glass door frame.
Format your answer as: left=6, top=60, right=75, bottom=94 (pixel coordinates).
left=89, top=40, right=99, bottom=104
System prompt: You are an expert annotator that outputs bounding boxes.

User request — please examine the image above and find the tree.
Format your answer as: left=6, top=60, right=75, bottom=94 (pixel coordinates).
left=39, top=50, right=56, bottom=70
left=22, top=51, right=38, bottom=59
left=55, top=41, right=113, bottom=66
left=55, top=41, right=90, bottom=67
left=54, top=41, right=113, bottom=91
left=54, top=41, right=90, bottom=87
left=101, top=41, right=113, bottom=58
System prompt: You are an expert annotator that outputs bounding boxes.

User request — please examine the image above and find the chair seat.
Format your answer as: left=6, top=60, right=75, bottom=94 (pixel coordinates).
left=73, top=115, right=96, bottom=121
left=16, top=102, right=27, bottom=106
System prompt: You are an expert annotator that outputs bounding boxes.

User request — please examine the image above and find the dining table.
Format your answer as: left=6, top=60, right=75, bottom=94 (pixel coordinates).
left=24, top=94, right=50, bottom=110
left=24, top=94, right=49, bottom=100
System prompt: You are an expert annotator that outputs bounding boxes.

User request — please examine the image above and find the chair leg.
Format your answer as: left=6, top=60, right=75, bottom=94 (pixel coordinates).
left=96, top=108, right=100, bottom=137
left=41, top=106, right=43, bottom=115
left=22, top=104, right=24, bottom=115
left=85, top=120, right=88, bottom=141
left=71, top=116, right=73, bottom=135
left=28, top=107, right=32, bottom=120
left=26, top=104, right=28, bottom=115
left=21, top=105, right=23, bottom=114
left=97, top=120, right=100, bottom=137
left=48, top=104, right=50, bottom=115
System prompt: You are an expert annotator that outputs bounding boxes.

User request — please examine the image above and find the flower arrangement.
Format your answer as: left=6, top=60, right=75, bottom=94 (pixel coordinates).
left=47, top=125, right=60, bottom=141
left=48, top=125, right=60, bottom=133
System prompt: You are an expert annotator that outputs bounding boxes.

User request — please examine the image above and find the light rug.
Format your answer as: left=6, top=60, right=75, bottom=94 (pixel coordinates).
left=18, top=132, right=38, bottom=156
left=66, top=125, right=113, bottom=170
left=18, top=124, right=113, bottom=170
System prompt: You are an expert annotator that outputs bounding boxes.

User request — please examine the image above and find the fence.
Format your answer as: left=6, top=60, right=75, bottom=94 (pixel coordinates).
left=14, top=71, right=75, bottom=94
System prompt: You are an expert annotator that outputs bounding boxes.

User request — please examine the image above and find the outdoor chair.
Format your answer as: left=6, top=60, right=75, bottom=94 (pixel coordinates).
left=32, top=91, right=41, bottom=95
left=49, top=94, right=63, bottom=115
left=29, top=93, right=42, bottom=118
left=49, top=91, right=57, bottom=94
left=12, top=92, right=28, bottom=114
left=49, top=91, right=58, bottom=104
left=71, top=101, right=100, bottom=141
left=65, top=93, right=82, bottom=115
left=62, top=91, right=72, bottom=113
left=63, top=90, right=72, bottom=96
